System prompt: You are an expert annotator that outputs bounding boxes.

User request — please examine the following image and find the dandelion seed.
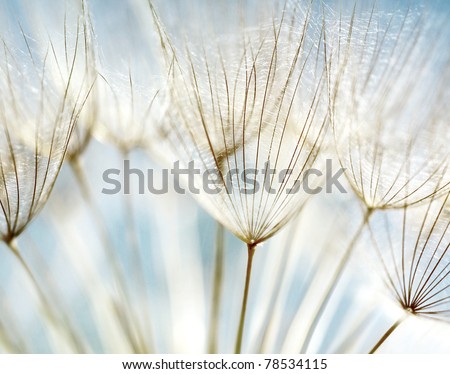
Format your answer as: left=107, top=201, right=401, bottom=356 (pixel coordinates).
left=0, top=15, right=93, bottom=351
left=332, top=5, right=450, bottom=210
left=300, top=3, right=450, bottom=352
left=0, top=25, right=91, bottom=244
left=367, top=192, right=450, bottom=352
left=154, top=1, right=329, bottom=245
left=61, top=0, right=172, bottom=352
left=151, top=0, right=330, bottom=353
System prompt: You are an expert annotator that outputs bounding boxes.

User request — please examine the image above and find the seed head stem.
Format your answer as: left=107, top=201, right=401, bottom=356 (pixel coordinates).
left=235, top=242, right=257, bottom=354
left=369, top=316, right=406, bottom=354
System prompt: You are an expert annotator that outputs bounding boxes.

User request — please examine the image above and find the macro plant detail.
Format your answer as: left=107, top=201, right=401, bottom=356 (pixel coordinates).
left=0, top=0, right=449, bottom=356
left=367, top=192, right=450, bottom=353
left=0, top=26, right=90, bottom=244
left=153, top=1, right=330, bottom=245
left=0, top=3, right=93, bottom=352
left=331, top=5, right=450, bottom=210
left=296, top=2, right=450, bottom=353
left=150, top=0, right=334, bottom=352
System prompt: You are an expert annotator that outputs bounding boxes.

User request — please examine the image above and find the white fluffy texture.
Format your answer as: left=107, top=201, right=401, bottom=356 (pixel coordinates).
left=0, top=19, right=90, bottom=240
left=155, top=2, right=330, bottom=243
left=331, top=6, right=450, bottom=209
left=1, top=0, right=449, bottom=354
left=369, top=194, right=450, bottom=321
left=88, top=0, right=167, bottom=152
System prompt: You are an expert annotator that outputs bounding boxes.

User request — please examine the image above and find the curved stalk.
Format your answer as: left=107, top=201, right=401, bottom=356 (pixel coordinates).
left=234, top=242, right=257, bottom=354
left=369, top=316, right=406, bottom=354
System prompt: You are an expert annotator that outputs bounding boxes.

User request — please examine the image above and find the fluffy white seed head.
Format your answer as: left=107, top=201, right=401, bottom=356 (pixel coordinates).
left=369, top=192, right=450, bottom=321
left=0, top=19, right=92, bottom=242
left=330, top=5, right=450, bottom=210
left=153, top=1, right=330, bottom=244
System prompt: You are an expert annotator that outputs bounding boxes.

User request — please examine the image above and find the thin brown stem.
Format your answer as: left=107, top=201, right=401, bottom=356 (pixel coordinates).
left=300, top=208, right=373, bottom=353
left=235, top=242, right=257, bottom=354
left=369, top=316, right=405, bottom=354
left=208, top=223, right=225, bottom=353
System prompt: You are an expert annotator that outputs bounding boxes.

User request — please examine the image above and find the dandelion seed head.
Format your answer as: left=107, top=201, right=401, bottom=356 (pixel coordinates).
left=151, top=1, right=330, bottom=244
left=331, top=5, right=450, bottom=210
left=85, top=0, right=167, bottom=153
left=0, top=17, right=92, bottom=241
left=370, top=193, right=450, bottom=322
